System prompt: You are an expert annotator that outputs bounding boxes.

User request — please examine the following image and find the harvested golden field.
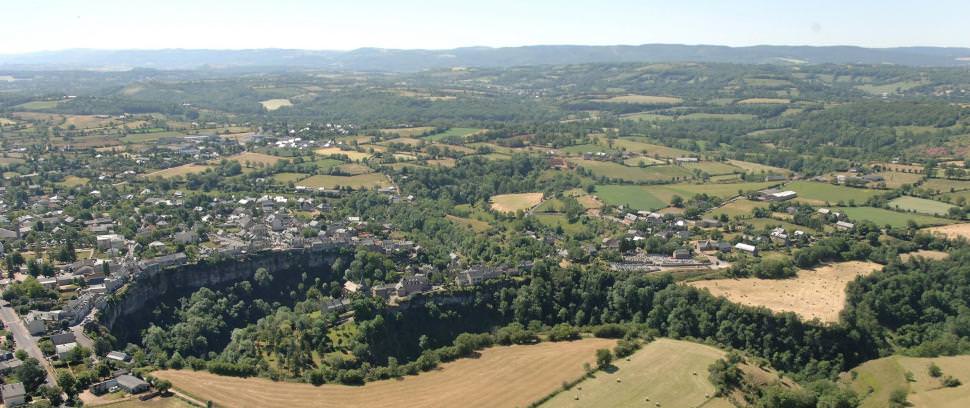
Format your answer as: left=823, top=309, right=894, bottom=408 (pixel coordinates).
left=924, top=223, right=970, bottom=241
left=490, top=192, right=544, bottom=213
left=60, top=115, right=117, bottom=129
left=900, top=249, right=949, bottom=262
left=592, top=95, right=683, bottom=104
left=688, top=261, right=882, bottom=323
left=543, top=338, right=730, bottom=408
left=315, top=147, right=372, bottom=161
left=219, top=152, right=286, bottom=167
left=142, top=164, right=213, bottom=179
left=259, top=99, right=293, bottom=111
left=155, top=339, right=615, bottom=408
left=0, top=118, right=17, bottom=126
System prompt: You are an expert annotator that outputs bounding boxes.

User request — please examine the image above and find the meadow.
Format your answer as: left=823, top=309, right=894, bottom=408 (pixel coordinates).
left=142, top=164, right=213, bottom=179
left=595, top=182, right=778, bottom=211
left=569, top=159, right=691, bottom=182
left=845, top=355, right=970, bottom=408
left=786, top=181, right=884, bottom=205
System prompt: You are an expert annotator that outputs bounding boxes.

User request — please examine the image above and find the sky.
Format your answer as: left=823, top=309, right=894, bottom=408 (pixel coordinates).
left=2, top=0, right=968, bottom=54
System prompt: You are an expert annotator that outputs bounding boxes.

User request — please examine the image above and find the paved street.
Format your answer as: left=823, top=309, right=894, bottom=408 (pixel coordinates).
left=0, top=300, right=57, bottom=385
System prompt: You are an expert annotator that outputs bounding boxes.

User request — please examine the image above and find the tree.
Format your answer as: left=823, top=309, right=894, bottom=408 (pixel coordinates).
left=253, top=267, right=273, bottom=288
left=595, top=348, right=613, bottom=369
left=155, top=378, right=173, bottom=394
left=14, top=358, right=47, bottom=392
left=57, top=370, right=77, bottom=397
left=671, top=195, right=684, bottom=208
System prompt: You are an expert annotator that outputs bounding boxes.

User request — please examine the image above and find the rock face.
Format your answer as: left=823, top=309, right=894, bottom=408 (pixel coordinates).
left=99, top=248, right=342, bottom=331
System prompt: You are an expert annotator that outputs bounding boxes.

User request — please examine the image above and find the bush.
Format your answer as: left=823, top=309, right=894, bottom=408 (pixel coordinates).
left=548, top=324, right=580, bottom=342
left=613, top=339, right=640, bottom=358
left=928, top=362, right=942, bottom=377
left=595, top=349, right=613, bottom=369
left=592, top=324, right=627, bottom=339
left=496, top=323, right=538, bottom=345
left=943, top=375, right=962, bottom=388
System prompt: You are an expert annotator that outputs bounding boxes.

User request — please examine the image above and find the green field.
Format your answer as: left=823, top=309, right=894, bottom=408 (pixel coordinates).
left=888, top=196, right=956, bottom=216
left=595, top=182, right=777, bottom=211
left=423, top=127, right=484, bottom=141
left=542, top=338, right=730, bottom=408
left=296, top=173, right=390, bottom=190
left=560, top=144, right=616, bottom=155
left=604, top=137, right=692, bottom=158
left=313, top=158, right=345, bottom=171
left=679, top=112, right=756, bottom=121
left=837, top=207, right=953, bottom=228
left=786, top=181, right=884, bottom=205
left=569, top=159, right=691, bottom=182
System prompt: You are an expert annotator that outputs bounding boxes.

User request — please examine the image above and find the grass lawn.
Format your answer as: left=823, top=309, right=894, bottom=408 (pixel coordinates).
left=888, top=196, right=956, bottom=216
left=296, top=173, right=389, bottom=190
left=786, top=181, right=883, bottom=205
left=423, top=127, right=484, bottom=141
left=837, top=207, right=953, bottom=228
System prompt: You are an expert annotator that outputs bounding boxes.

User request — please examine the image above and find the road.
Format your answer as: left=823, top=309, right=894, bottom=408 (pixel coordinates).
left=0, top=300, right=57, bottom=386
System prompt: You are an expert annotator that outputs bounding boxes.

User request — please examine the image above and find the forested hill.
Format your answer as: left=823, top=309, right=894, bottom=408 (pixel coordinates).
left=3, top=44, right=970, bottom=71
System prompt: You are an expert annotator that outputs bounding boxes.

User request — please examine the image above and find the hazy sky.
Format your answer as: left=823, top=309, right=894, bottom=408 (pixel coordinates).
left=2, top=0, right=968, bottom=53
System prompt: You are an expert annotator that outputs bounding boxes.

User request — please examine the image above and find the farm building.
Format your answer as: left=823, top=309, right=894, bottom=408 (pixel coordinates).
left=757, top=189, right=797, bottom=201
left=116, top=374, right=150, bottom=394
left=107, top=351, right=130, bottom=363
left=835, top=221, right=855, bottom=230
left=735, top=243, right=759, bottom=255
left=1, top=382, right=25, bottom=407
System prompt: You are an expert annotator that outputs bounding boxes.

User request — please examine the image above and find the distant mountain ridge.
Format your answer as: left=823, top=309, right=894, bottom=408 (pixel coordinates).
left=2, top=44, right=970, bottom=71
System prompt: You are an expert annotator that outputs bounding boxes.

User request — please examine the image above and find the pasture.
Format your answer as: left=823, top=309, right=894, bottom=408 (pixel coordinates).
left=56, top=175, right=89, bottom=188
left=726, top=159, right=791, bottom=175
left=888, top=196, right=956, bottom=216
left=871, top=171, right=922, bottom=188
left=900, top=249, right=949, bottom=262
left=154, top=338, right=615, bottom=408
left=786, top=181, right=883, bottom=205
left=845, top=355, right=970, bottom=408
left=260, top=99, right=293, bottom=111
left=296, top=173, right=390, bottom=190
left=605, top=137, right=692, bottom=158
left=923, top=178, right=970, bottom=194
left=335, top=163, right=374, bottom=175
left=569, top=159, right=691, bottom=182
left=688, top=261, right=882, bottom=323
left=542, top=338, right=729, bottom=408
left=594, top=185, right=667, bottom=211
left=445, top=214, right=491, bottom=232
left=838, top=207, right=953, bottom=228
left=490, top=192, right=544, bottom=213
left=142, top=164, right=212, bottom=179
